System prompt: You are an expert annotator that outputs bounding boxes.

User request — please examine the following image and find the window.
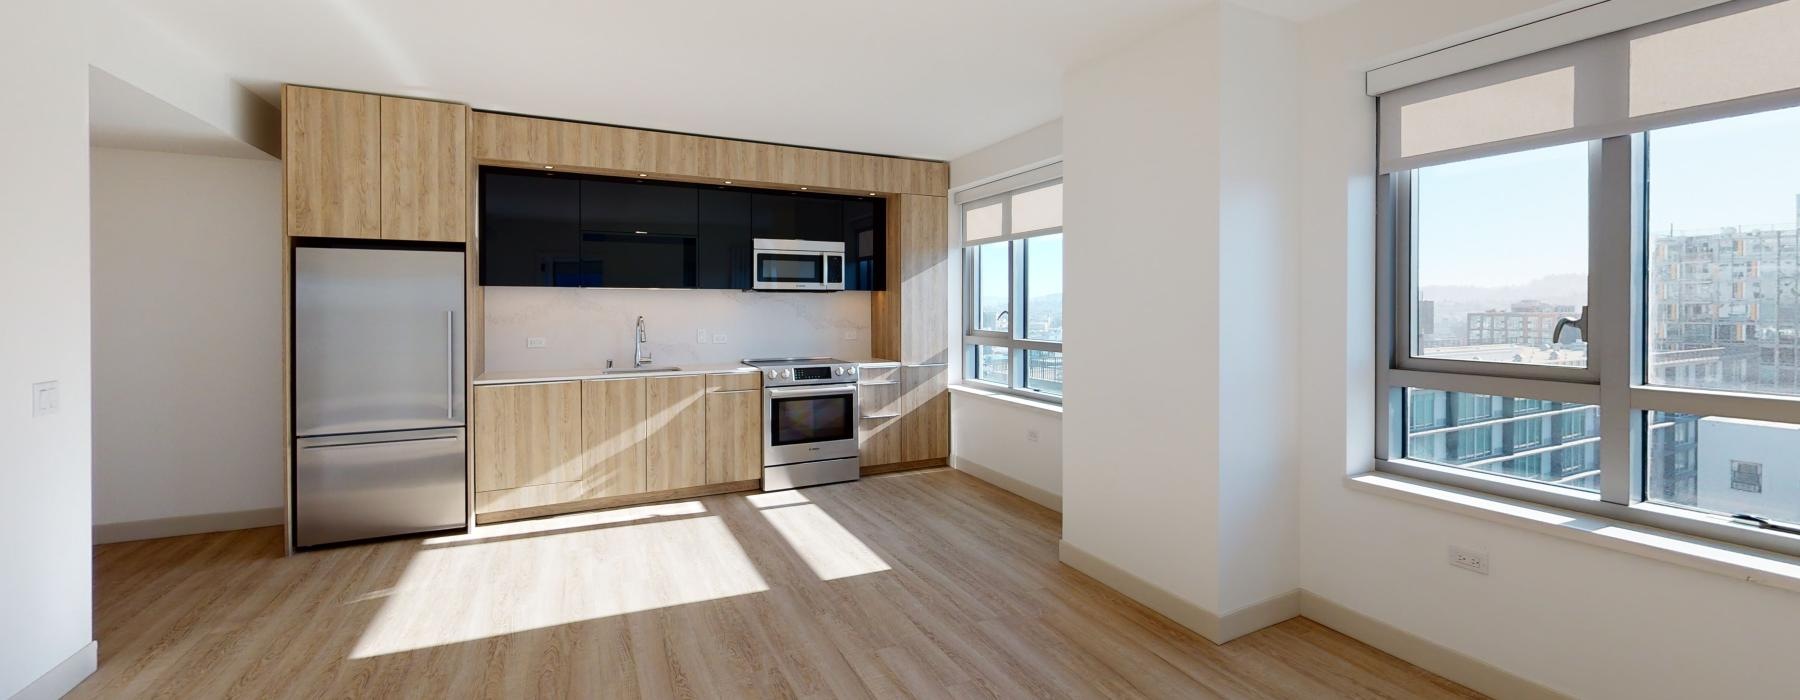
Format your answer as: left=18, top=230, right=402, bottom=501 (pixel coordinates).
left=1376, top=0, right=1800, bottom=559
left=959, top=167, right=1063, bottom=400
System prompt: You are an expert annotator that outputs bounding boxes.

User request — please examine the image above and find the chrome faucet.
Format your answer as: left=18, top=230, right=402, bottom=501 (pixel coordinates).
left=634, top=316, right=653, bottom=368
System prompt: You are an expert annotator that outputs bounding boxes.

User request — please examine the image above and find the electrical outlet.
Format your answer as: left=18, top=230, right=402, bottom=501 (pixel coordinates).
left=1026, top=428, right=1040, bottom=443
left=697, top=328, right=709, bottom=344
left=843, top=329, right=858, bottom=340
left=32, top=381, right=59, bottom=417
left=526, top=337, right=547, bottom=349
left=1449, top=546, right=1489, bottom=575
left=713, top=331, right=727, bottom=344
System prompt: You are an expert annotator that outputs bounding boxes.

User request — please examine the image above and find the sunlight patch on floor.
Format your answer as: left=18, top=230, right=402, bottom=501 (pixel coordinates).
left=351, top=512, right=766, bottom=658
left=758, top=503, right=891, bottom=581
left=424, top=501, right=709, bottom=546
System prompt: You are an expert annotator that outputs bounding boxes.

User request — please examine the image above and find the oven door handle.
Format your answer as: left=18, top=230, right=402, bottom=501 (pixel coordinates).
left=766, top=385, right=856, bottom=398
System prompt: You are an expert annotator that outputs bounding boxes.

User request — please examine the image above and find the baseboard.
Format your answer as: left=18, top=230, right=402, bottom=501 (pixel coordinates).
left=949, top=456, right=1061, bottom=512
left=94, top=506, right=284, bottom=544
left=11, top=640, right=97, bottom=700
left=1057, top=540, right=1298, bottom=643
left=1298, top=590, right=1571, bottom=700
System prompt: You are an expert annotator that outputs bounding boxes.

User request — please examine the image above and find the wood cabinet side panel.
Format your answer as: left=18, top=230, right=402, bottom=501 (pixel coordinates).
left=897, top=195, right=950, bottom=366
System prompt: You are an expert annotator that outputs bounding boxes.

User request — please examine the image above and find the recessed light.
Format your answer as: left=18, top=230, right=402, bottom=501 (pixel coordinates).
left=868, top=192, right=877, bottom=196
left=801, top=187, right=809, bottom=190
left=638, top=173, right=647, bottom=177
left=724, top=181, right=732, bottom=184
left=544, top=165, right=553, bottom=169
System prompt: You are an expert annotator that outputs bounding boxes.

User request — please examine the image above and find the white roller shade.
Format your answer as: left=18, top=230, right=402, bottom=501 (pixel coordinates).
left=1379, top=0, right=1800, bottom=173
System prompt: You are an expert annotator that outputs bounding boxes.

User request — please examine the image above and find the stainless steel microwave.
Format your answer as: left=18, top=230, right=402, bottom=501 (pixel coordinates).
left=752, top=239, right=844, bottom=291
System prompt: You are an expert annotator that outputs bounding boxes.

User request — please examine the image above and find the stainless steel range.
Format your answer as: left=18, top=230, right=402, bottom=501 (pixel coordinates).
left=744, top=357, right=860, bottom=491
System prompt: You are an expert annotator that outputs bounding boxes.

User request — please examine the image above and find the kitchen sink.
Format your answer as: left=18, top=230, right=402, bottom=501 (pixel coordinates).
left=602, top=366, right=683, bottom=374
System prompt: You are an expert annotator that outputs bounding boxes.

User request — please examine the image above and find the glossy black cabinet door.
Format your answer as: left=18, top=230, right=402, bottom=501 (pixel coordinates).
left=581, top=179, right=698, bottom=236
left=697, top=189, right=751, bottom=289
left=480, top=170, right=582, bottom=286
left=578, top=232, right=696, bottom=288
left=842, top=198, right=884, bottom=291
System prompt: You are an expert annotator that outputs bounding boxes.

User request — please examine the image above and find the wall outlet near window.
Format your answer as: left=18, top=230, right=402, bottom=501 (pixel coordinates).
left=843, top=329, right=858, bottom=340
left=713, top=331, right=727, bottom=344
left=526, top=337, right=547, bottom=349
left=1026, top=428, right=1040, bottom=443
left=1448, top=546, right=1489, bottom=575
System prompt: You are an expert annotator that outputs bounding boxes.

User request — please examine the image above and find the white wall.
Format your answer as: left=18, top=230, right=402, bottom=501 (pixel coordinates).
left=90, top=148, right=284, bottom=533
left=483, top=287, right=872, bottom=372
left=1062, top=7, right=1228, bottom=614
left=1296, top=0, right=1800, bottom=697
left=947, top=119, right=1065, bottom=508
left=0, top=1, right=96, bottom=696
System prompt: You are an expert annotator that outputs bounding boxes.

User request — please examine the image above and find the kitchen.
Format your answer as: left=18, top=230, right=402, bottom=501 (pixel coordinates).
left=285, top=90, right=950, bottom=549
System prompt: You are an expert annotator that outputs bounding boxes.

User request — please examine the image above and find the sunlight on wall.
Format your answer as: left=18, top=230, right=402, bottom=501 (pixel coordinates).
left=352, top=510, right=765, bottom=659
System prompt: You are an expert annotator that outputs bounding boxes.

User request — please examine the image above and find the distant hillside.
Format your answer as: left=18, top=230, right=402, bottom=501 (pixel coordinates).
left=1420, top=273, right=1586, bottom=308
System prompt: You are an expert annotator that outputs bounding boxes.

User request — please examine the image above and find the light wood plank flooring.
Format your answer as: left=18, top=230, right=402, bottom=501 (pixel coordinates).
left=73, top=468, right=1481, bottom=699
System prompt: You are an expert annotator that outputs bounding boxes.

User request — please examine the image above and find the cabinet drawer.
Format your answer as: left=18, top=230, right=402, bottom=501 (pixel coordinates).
left=707, top=372, right=762, bottom=392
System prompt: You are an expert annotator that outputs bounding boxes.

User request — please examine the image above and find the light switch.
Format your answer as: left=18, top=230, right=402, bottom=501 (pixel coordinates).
left=32, top=380, right=58, bottom=417
left=527, top=337, right=548, bottom=349
left=712, top=332, right=727, bottom=344
left=697, top=328, right=710, bottom=344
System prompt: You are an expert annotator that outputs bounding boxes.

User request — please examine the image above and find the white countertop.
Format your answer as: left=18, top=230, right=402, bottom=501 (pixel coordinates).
left=475, top=358, right=904, bottom=386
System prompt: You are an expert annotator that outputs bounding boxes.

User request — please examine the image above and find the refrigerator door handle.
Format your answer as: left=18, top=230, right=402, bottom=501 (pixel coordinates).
left=446, top=310, right=455, bottom=420
left=300, top=434, right=460, bottom=450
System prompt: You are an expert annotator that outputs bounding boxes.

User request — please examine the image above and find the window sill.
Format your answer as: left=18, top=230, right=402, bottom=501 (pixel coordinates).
left=1347, top=469, right=1800, bottom=595
left=948, top=383, right=1063, bottom=415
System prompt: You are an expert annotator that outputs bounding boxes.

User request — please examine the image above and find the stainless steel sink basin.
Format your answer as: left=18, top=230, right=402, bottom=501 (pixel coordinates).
left=602, top=366, right=683, bottom=374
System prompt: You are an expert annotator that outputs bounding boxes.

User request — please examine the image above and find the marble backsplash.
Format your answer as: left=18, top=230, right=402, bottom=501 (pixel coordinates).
left=482, top=286, right=873, bottom=372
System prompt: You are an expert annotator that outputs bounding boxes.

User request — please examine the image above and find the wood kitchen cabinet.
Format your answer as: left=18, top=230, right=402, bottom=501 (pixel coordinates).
left=706, top=388, right=762, bottom=484
left=582, top=377, right=647, bottom=498
left=645, top=374, right=708, bottom=491
left=284, top=86, right=381, bottom=239
left=283, top=85, right=467, bottom=241
left=473, top=382, right=583, bottom=492
left=380, top=96, right=467, bottom=242
left=873, top=195, right=949, bottom=365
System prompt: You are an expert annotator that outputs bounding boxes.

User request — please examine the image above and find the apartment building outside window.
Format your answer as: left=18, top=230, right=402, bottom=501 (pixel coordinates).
left=958, top=163, right=1063, bottom=401
left=1375, top=0, right=1800, bottom=557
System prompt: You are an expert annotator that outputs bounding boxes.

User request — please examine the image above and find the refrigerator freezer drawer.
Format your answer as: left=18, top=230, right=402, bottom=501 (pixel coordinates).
left=295, top=428, right=467, bottom=548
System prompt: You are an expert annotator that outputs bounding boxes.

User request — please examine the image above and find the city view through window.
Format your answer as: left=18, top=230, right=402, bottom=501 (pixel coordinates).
left=965, top=178, right=1063, bottom=398
left=1405, top=106, right=1800, bottom=523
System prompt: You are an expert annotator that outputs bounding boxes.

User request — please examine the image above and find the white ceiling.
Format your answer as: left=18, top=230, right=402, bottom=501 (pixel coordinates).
left=124, top=0, right=1357, bottom=161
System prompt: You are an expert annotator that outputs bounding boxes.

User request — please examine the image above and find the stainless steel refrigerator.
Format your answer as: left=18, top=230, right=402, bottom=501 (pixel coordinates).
left=294, top=245, right=467, bottom=548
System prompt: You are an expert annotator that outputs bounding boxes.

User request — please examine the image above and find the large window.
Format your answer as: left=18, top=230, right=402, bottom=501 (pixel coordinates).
left=1376, top=0, right=1800, bottom=558
left=959, top=166, right=1062, bottom=400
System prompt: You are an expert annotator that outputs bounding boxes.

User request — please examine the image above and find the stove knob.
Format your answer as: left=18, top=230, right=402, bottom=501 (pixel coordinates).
left=766, top=370, right=779, bottom=380
left=834, top=366, right=846, bottom=376
left=780, top=369, right=793, bottom=379
left=847, top=366, right=857, bottom=375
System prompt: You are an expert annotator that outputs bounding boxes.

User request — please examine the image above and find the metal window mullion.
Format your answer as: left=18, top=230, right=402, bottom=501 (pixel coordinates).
left=1387, top=368, right=1601, bottom=405
left=1376, top=173, right=1402, bottom=462
left=1009, top=228, right=1027, bottom=390
left=1593, top=135, right=1643, bottom=505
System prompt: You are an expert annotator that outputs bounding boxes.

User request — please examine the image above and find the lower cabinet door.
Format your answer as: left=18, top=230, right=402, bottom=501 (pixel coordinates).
left=583, top=378, right=647, bottom=498
left=473, top=382, right=583, bottom=492
left=707, top=389, right=762, bottom=484
left=646, top=375, right=708, bottom=491
left=899, top=364, right=950, bottom=463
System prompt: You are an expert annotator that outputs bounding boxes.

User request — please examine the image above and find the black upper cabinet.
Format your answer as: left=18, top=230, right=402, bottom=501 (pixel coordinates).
left=480, top=170, right=581, bottom=286
left=697, top=189, right=752, bottom=289
left=480, top=166, right=884, bottom=290
left=581, top=180, right=698, bottom=236
left=751, top=192, right=842, bottom=241
left=842, top=199, right=884, bottom=291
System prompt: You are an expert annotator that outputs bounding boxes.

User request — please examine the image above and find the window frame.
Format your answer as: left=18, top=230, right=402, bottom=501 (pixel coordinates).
left=960, top=177, right=1063, bottom=403
left=1376, top=130, right=1800, bottom=559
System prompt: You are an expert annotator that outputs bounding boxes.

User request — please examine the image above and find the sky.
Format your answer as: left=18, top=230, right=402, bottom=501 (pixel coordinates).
left=1416, top=104, right=1800, bottom=290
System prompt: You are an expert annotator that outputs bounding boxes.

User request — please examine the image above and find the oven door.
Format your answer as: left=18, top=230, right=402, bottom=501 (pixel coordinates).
left=764, top=384, right=859, bottom=465
left=753, top=250, right=842, bottom=290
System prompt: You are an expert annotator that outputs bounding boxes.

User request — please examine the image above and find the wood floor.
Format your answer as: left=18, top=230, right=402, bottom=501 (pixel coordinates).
left=73, top=468, right=1481, bottom=699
